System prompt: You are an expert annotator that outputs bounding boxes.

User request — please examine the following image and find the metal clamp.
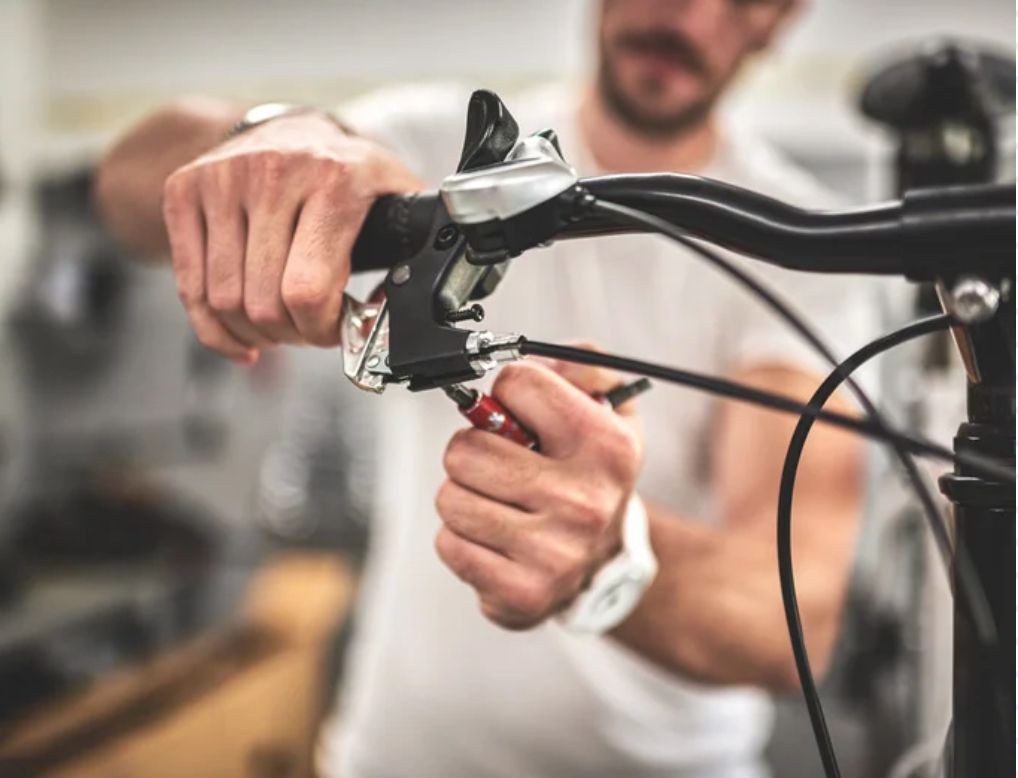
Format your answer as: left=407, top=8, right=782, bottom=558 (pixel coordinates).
left=466, top=330, right=523, bottom=375
left=440, top=134, right=578, bottom=225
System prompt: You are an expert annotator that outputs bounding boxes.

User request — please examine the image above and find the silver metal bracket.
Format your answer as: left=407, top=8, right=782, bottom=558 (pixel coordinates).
left=340, top=292, right=392, bottom=393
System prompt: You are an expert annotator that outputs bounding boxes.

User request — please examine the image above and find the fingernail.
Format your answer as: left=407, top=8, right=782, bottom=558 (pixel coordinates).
left=233, top=350, right=259, bottom=366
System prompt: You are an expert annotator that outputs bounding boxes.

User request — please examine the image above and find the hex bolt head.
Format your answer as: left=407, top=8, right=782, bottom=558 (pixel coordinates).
left=434, top=224, right=459, bottom=249
left=391, top=264, right=412, bottom=285
left=950, top=276, right=1000, bottom=324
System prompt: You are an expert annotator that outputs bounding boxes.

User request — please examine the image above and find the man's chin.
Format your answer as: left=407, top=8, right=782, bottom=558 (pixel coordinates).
left=599, top=63, right=713, bottom=140
left=605, top=93, right=713, bottom=139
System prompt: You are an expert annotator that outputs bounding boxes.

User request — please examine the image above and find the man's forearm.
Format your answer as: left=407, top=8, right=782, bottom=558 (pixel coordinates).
left=611, top=497, right=859, bottom=690
left=94, top=96, right=243, bottom=257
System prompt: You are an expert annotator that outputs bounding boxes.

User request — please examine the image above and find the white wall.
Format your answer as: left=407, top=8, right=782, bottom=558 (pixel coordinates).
left=24, top=0, right=1018, bottom=175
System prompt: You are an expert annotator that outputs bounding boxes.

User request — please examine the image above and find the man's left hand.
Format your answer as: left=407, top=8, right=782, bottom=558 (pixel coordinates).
left=435, top=356, right=644, bottom=630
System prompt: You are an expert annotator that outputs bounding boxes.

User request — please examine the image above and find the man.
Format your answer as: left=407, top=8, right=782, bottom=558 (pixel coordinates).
left=95, top=1, right=877, bottom=775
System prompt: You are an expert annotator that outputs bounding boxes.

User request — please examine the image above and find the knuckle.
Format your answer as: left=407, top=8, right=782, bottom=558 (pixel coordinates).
left=482, top=601, right=531, bottom=632
left=317, top=156, right=352, bottom=187
left=249, top=149, right=288, bottom=179
left=592, top=422, right=642, bottom=476
left=197, top=159, right=240, bottom=201
left=176, top=281, right=202, bottom=308
left=193, top=327, right=220, bottom=351
left=247, top=149, right=301, bottom=197
left=563, top=486, right=611, bottom=532
left=306, top=329, right=342, bottom=348
left=244, top=301, right=284, bottom=328
left=508, top=579, right=554, bottom=620
left=280, top=275, right=330, bottom=312
left=434, top=481, right=456, bottom=518
left=206, top=287, right=242, bottom=314
left=545, top=541, right=585, bottom=582
left=433, top=528, right=457, bottom=565
left=162, top=171, right=192, bottom=211
left=480, top=600, right=508, bottom=627
left=441, top=430, right=473, bottom=477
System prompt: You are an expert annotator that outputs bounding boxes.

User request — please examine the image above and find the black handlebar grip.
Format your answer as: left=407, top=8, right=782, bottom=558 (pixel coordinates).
left=350, top=192, right=440, bottom=272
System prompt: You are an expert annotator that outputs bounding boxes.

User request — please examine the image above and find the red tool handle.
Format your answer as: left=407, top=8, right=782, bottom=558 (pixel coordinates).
left=444, top=378, right=651, bottom=451
left=461, top=392, right=538, bottom=449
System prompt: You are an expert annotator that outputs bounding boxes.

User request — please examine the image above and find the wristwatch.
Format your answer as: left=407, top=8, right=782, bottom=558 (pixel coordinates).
left=225, top=102, right=350, bottom=140
left=557, top=494, right=658, bottom=635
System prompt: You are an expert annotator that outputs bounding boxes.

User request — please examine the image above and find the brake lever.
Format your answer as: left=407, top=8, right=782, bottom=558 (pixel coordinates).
left=339, top=89, right=575, bottom=395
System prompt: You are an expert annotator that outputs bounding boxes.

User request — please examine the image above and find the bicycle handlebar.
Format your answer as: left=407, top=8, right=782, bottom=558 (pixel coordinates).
left=351, top=176, right=1015, bottom=280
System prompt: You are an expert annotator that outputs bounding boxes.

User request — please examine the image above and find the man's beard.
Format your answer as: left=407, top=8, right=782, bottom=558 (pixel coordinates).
left=597, top=28, right=717, bottom=140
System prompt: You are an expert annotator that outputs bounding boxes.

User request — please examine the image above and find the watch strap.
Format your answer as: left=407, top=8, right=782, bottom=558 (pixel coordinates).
left=557, top=494, right=658, bottom=635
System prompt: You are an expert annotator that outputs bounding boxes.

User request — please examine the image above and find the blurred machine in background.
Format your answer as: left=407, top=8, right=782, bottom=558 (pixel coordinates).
left=0, top=145, right=373, bottom=773
left=0, top=167, right=284, bottom=724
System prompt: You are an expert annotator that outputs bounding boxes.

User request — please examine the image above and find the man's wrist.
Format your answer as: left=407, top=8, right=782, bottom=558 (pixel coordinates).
left=557, top=493, right=658, bottom=635
left=225, top=102, right=355, bottom=142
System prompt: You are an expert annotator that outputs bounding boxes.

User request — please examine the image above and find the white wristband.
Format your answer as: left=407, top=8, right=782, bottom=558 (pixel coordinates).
left=557, top=494, right=658, bottom=635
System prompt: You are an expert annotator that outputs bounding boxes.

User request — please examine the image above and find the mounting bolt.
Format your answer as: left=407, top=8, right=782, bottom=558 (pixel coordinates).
left=434, top=224, right=459, bottom=249
left=391, top=264, right=412, bottom=285
left=446, top=304, right=485, bottom=323
left=949, top=276, right=1000, bottom=324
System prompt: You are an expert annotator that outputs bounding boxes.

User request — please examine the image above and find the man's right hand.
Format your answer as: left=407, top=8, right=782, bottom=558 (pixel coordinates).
left=162, top=112, right=422, bottom=363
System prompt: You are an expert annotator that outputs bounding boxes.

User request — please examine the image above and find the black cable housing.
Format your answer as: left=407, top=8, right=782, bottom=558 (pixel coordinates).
left=773, top=313, right=993, bottom=778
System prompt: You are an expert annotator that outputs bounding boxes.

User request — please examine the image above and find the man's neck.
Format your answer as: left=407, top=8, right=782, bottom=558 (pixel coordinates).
left=577, top=84, right=718, bottom=174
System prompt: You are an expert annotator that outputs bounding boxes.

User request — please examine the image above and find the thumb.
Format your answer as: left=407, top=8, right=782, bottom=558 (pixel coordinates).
left=536, top=341, right=645, bottom=419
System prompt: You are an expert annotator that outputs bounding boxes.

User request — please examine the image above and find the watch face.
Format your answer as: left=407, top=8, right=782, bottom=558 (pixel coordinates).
left=587, top=576, right=643, bottom=629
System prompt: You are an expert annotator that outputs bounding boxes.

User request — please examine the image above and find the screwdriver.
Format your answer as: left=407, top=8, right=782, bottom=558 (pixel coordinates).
left=442, top=377, right=652, bottom=450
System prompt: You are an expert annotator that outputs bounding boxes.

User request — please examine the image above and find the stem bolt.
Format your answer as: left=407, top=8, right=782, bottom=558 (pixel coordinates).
left=949, top=276, right=1000, bottom=323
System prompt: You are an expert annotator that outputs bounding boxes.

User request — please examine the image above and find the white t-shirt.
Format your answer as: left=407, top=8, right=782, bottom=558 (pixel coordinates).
left=318, top=83, right=879, bottom=778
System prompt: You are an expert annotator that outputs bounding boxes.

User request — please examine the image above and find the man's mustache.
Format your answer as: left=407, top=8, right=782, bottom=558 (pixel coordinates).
left=615, top=29, right=709, bottom=77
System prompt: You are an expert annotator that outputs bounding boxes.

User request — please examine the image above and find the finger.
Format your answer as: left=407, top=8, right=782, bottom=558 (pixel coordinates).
left=187, top=303, right=259, bottom=364
left=538, top=341, right=643, bottom=418
left=434, top=479, right=533, bottom=556
left=163, top=173, right=206, bottom=311
left=435, top=525, right=523, bottom=591
left=490, top=362, right=603, bottom=458
left=281, top=191, right=355, bottom=346
left=434, top=526, right=549, bottom=629
left=163, top=172, right=254, bottom=362
left=205, top=209, right=273, bottom=349
left=243, top=200, right=303, bottom=342
left=442, top=428, right=551, bottom=511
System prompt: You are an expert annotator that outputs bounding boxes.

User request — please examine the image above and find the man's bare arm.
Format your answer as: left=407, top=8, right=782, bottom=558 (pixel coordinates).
left=94, top=97, right=244, bottom=256
left=612, top=365, right=864, bottom=690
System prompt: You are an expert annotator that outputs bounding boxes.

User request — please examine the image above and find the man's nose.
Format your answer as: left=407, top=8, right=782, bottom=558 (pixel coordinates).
left=651, top=0, right=734, bottom=45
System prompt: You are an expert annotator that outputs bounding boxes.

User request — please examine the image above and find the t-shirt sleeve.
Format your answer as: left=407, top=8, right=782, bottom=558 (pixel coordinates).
left=337, top=82, right=473, bottom=187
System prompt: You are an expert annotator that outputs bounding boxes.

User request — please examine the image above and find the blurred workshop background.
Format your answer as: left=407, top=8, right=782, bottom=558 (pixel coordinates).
left=0, top=1, right=1013, bottom=776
